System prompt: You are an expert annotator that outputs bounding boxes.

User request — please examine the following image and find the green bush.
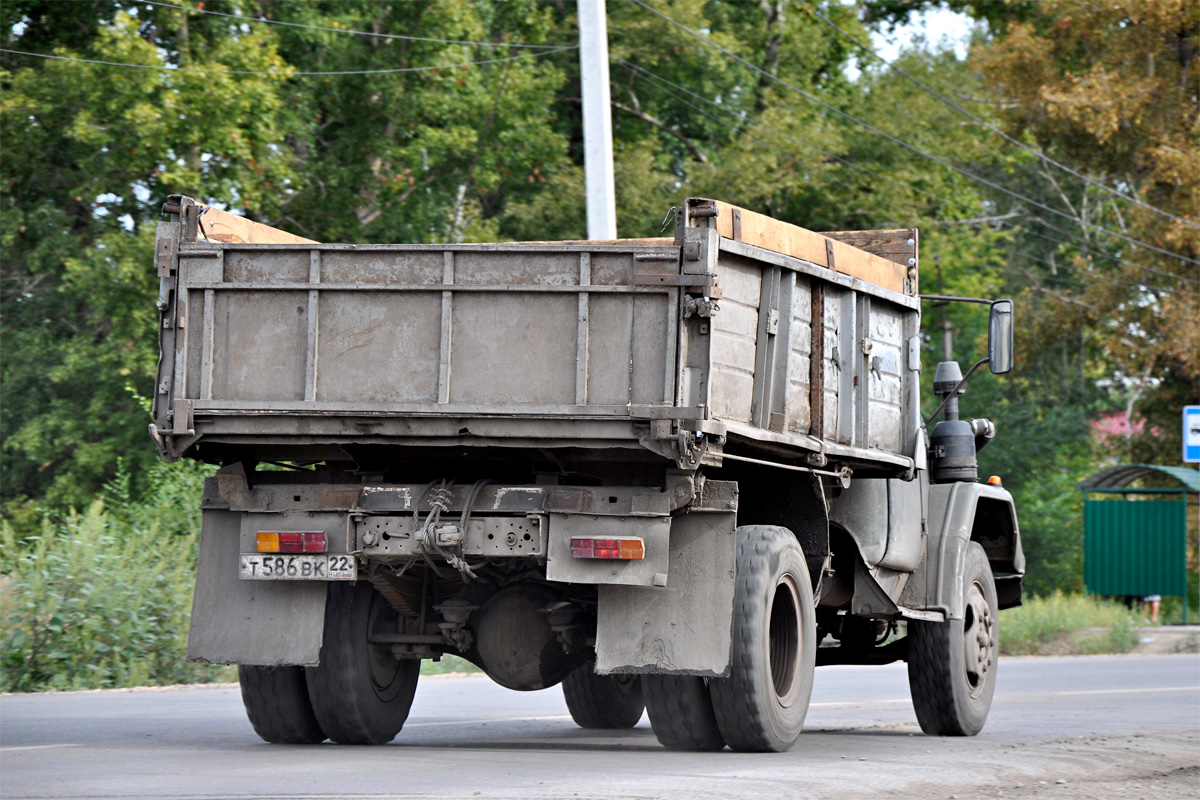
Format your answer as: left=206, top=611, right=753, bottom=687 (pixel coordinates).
left=0, top=460, right=232, bottom=692
left=1000, top=591, right=1141, bottom=656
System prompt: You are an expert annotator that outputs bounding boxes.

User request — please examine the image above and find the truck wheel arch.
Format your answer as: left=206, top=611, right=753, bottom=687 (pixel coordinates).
left=900, top=482, right=1024, bottom=619
left=729, top=467, right=829, bottom=594
left=971, top=494, right=1025, bottom=610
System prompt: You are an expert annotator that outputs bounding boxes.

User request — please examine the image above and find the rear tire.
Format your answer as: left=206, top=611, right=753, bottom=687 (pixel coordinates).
left=305, top=581, right=420, bottom=744
left=643, top=675, right=726, bottom=751
left=562, top=660, right=645, bottom=729
left=709, top=525, right=816, bottom=753
left=907, top=541, right=998, bottom=736
left=238, top=665, right=326, bottom=744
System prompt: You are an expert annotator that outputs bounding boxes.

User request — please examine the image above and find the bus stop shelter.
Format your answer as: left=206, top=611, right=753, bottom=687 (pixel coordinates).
left=1079, top=464, right=1199, bottom=623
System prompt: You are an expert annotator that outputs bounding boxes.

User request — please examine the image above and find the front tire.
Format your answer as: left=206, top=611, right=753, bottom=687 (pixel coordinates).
left=562, top=660, right=645, bottom=729
left=907, top=541, right=999, bottom=736
left=238, top=665, right=326, bottom=744
left=305, top=581, right=420, bottom=744
left=708, top=525, right=817, bottom=753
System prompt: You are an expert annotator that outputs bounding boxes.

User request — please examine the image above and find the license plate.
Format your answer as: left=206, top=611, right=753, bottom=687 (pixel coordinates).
left=239, top=554, right=357, bottom=581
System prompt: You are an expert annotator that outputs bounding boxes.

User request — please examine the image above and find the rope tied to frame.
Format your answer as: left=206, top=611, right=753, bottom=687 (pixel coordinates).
left=412, top=479, right=493, bottom=581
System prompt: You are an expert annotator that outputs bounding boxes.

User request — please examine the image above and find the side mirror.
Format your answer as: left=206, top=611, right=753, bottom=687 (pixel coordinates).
left=989, top=299, right=1014, bottom=375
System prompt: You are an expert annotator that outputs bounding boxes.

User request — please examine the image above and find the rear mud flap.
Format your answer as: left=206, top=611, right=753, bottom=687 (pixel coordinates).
left=186, top=510, right=327, bottom=666
left=594, top=511, right=736, bottom=677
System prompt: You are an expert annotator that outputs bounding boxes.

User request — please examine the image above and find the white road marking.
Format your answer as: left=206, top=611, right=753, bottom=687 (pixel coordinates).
left=405, top=714, right=575, bottom=727
left=0, top=744, right=80, bottom=752
left=1053, top=686, right=1199, bottom=697
left=811, top=685, right=1198, bottom=708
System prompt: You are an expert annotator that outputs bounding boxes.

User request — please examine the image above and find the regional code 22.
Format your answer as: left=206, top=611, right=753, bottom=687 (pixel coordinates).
left=239, top=554, right=356, bottom=581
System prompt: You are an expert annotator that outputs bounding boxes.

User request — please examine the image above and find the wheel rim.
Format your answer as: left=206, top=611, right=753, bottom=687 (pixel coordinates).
left=769, top=574, right=803, bottom=706
left=366, top=591, right=405, bottom=702
left=962, top=579, right=996, bottom=698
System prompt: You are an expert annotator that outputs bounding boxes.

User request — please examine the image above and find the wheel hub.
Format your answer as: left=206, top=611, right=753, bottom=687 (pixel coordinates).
left=962, top=580, right=996, bottom=698
left=366, top=593, right=406, bottom=702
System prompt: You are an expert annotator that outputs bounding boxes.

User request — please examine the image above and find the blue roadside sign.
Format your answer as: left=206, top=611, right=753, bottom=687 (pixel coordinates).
left=1186, top=406, right=1200, bottom=463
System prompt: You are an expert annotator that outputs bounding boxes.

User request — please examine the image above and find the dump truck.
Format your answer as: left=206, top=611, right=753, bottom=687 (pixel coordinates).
left=151, top=195, right=1023, bottom=752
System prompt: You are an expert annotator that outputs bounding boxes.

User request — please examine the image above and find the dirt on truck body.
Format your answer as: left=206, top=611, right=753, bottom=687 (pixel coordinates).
left=152, top=195, right=1023, bottom=751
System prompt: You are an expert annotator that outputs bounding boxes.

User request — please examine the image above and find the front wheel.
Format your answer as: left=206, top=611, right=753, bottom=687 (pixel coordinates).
left=305, top=581, right=420, bottom=744
left=708, top=525, right=817, bottom=753
left=907, top=541, right=999, bottom=736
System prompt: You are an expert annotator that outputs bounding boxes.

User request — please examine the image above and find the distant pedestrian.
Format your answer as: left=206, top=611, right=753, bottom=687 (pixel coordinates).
left=1143, top=595, right=1161, bottom=624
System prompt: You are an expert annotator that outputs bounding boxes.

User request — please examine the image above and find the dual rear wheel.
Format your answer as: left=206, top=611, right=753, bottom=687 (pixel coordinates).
left=561, top=660, right=646, bottom=729
left=239, top=581, right=419, bottom=745
left=644, top=525, right=817, bottom=753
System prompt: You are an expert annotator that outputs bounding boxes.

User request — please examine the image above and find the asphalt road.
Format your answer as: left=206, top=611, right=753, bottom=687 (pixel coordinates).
left=2, top=654, right=1197, bottom=800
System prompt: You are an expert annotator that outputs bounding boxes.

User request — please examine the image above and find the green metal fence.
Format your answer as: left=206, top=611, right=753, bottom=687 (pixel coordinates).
left=1083, top=493, right=1187, bottom=597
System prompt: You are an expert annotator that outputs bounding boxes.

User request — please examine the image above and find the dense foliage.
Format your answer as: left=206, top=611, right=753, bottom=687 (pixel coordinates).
left=0, top=459, right=232, bottom=691
left=2, top=1, right=1196, bottom=688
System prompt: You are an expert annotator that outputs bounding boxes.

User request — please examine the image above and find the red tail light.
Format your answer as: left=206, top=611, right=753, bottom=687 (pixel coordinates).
left=257, top=531, right=327, bottom=554
left=570, top=537, right=645, bottom=560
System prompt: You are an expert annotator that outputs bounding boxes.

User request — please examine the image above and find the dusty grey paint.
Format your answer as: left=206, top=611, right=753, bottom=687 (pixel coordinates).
left=186, top=509, right=328, bottom=666
left=879, top=477, right=925, bottom=571
left=898, top=482, right=1021, bottom=620
left=828, top=479, right=889, bottom=567
left=594, top=511, right=737, bottom=676
left=544, top=513, right=671, bottom=587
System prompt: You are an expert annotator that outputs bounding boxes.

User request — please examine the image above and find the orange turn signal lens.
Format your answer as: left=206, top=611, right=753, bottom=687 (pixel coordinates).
left=257, top=531, right=327, bottom=554
left=570, top=537, right=645, bottom=560
left=987, top=475, right=1003, bottom=486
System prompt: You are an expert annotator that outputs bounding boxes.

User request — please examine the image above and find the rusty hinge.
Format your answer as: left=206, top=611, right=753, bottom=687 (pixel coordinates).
left=161, top=195, right=189, bottom=216
left=687, top=198, right=718, bottom=220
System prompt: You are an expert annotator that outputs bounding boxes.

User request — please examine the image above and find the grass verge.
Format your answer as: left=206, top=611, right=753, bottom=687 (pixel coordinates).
left=1000, top=591, right=1141, bottom=656
left=420, top=655, right=483, bottom=676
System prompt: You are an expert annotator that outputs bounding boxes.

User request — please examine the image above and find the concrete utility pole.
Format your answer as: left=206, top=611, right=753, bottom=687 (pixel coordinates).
left=936, top=256, right=952, bottom=361
left=578, top=0, right=617, bottom=239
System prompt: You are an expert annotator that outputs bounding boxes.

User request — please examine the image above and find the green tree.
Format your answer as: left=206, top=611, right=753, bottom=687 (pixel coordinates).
left=258, top=0, right=568, bottom=244
left=2, top=3, right=299, bottom=509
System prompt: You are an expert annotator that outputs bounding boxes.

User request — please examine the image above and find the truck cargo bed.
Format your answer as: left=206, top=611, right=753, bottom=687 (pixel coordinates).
left=152, top=197, right=921, bottom=476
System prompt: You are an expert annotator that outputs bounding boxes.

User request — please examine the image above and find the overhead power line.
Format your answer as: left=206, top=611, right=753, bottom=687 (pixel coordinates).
left=1026, top=218, right=1198, bottom=286
left=0, top=46, right=574, bottom=76
left=142, top=1, right=568, bottom=49
left=618, top=60, right=954, bottom=217
left=795, top=1, right=1200, bottom=232
left=1007, top=246, right=1191, bottom=297
left=620, top=60, right=1194, bottom=292
left=626, top=0, right=1200, bottom=271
